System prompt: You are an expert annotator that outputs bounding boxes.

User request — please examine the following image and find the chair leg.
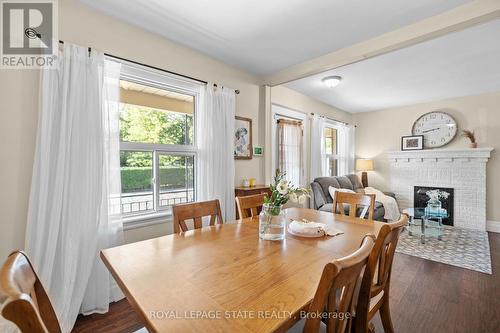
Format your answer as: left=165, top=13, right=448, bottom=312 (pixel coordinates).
left=379, top=300, right=394, bottom=333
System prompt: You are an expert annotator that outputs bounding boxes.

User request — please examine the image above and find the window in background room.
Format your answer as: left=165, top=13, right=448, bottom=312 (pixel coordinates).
left=324, top=126, right=338, bottom=176
left=277, top=119, right=303, bottom=186
left=118, top=70, right=199, bottom=219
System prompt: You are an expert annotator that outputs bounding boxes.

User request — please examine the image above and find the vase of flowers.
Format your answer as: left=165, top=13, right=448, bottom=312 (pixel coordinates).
left=425, top=189, right=449, bottom=216
left=259, top=170, right=309, bottom=241
left=462, top=129, right=477, bottom=148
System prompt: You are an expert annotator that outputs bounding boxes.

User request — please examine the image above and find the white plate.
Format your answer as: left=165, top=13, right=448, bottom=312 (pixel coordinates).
left=287, top=226, right=325, bottom=238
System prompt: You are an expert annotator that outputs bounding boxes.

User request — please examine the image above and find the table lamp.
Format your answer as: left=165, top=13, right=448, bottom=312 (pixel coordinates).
left=356, top=159, right=374, bottom=188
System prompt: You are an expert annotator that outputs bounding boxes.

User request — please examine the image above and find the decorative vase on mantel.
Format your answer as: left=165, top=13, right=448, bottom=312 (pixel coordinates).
left=259, top=170, right=310, bottom=241
left=462, top=130, right=477, bottom=149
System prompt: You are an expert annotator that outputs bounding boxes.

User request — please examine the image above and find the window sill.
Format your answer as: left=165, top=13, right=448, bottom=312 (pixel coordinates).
left=122, top=211, right=172, bottom=231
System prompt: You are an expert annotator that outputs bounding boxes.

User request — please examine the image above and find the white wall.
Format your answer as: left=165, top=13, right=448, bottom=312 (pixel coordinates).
left=0, top=0, right=265, bottom=259
left=0, top=70, right=40, bottom=261
left=353, top=90, right=500, bottom=222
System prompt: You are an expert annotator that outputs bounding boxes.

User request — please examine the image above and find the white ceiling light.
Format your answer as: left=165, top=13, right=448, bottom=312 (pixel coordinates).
left=322, top=76, right=342, bottom=88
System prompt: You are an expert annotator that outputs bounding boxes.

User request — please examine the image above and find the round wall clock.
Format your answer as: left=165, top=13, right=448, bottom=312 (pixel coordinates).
left=412, top=111, right=457, bottom=148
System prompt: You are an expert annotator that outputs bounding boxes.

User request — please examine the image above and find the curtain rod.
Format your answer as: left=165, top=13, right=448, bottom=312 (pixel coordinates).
left=309, top=113, right=348, bottom=125
left=58, top=40, right=240, bottom=94
left=273, top=113, right=304, bottom=122
left=277, top=118, right=303, bottom=125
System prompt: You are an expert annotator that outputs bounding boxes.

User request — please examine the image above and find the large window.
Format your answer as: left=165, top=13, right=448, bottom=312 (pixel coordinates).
left=324, top=126, right=338, bottom=176
left=119, top=66, right=200, bottom=219
left=277, top=119, right=304, bottom=186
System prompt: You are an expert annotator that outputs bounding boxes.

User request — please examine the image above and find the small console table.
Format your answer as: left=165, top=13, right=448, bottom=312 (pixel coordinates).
left=234, top=185, right=271, bottom=219
left=404, top=207, right=448, bottom=244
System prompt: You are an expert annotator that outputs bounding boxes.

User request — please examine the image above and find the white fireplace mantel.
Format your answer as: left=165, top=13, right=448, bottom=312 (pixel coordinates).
left=386, top=148, right=494, bottom=231
left=387, top=148, right=493, bottom=163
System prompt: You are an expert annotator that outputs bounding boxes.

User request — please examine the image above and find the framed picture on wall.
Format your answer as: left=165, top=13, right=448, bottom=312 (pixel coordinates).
left=234, top=116, right=253, bottom=159
left=401, top=135, right=424, bottom=151
left=253, top=146, right=263, bottom=156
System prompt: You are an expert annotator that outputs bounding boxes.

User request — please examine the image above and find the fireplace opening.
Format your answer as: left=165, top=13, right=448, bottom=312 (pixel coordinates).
left=414, top=186, right=454, bottom=226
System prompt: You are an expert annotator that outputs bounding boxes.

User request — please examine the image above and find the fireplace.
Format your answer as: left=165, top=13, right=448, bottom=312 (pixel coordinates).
left=387, top=148, right=493, bottom=231
left=414, top=186, right=454, bottom=226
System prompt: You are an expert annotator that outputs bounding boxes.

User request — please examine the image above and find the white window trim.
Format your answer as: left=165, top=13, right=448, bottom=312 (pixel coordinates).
left=118, top=60, right=203, bottom=226
left=323, top=120, right=345, bottom=177
left=122, top=211, right=172, bottom=231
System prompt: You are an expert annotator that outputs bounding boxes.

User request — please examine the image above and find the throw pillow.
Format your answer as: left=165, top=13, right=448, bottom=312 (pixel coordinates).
left=328, top=186, right=355, bottom=201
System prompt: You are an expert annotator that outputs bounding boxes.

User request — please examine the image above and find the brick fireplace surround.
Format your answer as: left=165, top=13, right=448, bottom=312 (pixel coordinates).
left=387, top=148, right=494, bottom=231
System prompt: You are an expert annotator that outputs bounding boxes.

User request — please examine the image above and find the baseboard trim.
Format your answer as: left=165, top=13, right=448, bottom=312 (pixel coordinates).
left=487, top=220, right=500, bottom=233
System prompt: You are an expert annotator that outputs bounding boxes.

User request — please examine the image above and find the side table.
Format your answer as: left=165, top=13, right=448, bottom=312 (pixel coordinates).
left=234, top=185, right=271, bottom=218
left=403, top=207, right=447, bottom=244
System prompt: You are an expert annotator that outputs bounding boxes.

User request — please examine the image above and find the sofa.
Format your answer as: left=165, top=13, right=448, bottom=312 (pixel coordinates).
left=310, top=174, right=395, bottom=221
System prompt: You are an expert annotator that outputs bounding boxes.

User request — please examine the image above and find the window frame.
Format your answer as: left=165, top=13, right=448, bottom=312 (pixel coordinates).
left=119, top=149, right=155, bottom=215
left=323, top=122, right=340, bottom=177
left=155, top=151, right=195, bottom=211
left=271, top=104, right=307, bottom=187
left=118, top=61, right=202, bottom=225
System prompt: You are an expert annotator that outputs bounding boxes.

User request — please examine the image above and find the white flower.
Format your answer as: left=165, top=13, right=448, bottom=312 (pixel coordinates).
left=298, top=195, right=307, bottom=205
left=426, top=189, right=449, bottom=201
left=277, top=181, right=289, bottom=195
left=289, top=192, right=298, bottom=203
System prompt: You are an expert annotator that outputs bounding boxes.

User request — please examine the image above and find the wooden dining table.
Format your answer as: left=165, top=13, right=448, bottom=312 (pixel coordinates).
left=101, top=208, right=385, bottom=333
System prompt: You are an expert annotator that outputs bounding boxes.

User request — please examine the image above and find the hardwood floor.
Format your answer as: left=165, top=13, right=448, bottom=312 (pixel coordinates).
left=72, top=299, right=143, bottom=333
left=72, top=233, right=500, bottom=333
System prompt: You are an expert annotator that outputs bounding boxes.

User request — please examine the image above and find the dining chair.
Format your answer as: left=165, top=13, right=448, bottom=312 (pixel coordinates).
left=288, top=234, right=376, bottom=333
left=353, top=214, right=408, bottom=333
left=235, top=193, right=266, bottom=218
left=0, top=251, right=149, bottom=333
left=0, top=251, right=61, bottom=333
left=333, top=192, right=376, bottom=220
left=172, top=199, right=223, bottom=233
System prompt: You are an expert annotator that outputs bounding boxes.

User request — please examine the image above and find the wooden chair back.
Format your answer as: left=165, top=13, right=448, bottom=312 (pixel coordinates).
left=172, top=199, right=223, bottom=233
left=0, top=251, right=61, bottom=333
left=354, top=214, right=408, bottom=333
left=333, top=192, right=375, bottom=220
left=303, top=235, right=375, bottom=333
left=235, top=193, right=266, bottom=219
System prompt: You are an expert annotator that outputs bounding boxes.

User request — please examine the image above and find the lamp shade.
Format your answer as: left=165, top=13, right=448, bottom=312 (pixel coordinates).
left=356, top=159, right=374, bottom=171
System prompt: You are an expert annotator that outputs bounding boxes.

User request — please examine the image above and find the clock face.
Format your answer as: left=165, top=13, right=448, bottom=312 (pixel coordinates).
left=412, top=111, right=457, bottom=148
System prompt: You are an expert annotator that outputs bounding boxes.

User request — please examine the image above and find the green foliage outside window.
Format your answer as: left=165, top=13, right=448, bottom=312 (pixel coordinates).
left=120, top=103, right=193, bottom=167
left=119, top=104, right=194, bottom=193
left=120, top=166, right=193, bottom=192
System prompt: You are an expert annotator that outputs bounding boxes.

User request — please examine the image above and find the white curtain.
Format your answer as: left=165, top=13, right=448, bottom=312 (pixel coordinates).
left=25, top=44, right=123, bottom=333
left=338, top=124, right=356, bottom=176
left=197, top=84, right=236, bottom=221
left=310, top=114, right=326, bottom=181
left=277, top=120, right=303, bottom=186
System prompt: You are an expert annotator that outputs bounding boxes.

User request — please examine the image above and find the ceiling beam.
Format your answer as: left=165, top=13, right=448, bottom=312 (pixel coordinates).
left=263, top=0, right=500, bottom=86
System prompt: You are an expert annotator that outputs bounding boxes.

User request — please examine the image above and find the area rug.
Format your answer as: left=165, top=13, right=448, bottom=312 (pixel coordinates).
left=396, top=225, right=492, bottom=274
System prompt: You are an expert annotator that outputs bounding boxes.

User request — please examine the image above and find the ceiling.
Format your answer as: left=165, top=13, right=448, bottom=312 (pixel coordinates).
left=120, top=80, right=194, bottom=114
left=285, top=19, right=500, bottom=113
left=120, top=80, right=193, bottom=102
left=77, top=0, right=470, bottom=75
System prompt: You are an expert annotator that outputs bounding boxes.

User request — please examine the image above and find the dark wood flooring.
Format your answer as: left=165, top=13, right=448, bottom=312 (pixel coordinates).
left=72, top=233, right=500, bottom=333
